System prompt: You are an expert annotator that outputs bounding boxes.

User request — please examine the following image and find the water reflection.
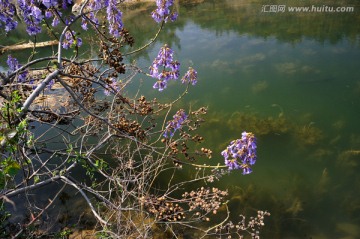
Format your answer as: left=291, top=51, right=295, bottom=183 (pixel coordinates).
left=182, top=0, right=360, bottom=45
left=158, top=0, right=360, bottom=238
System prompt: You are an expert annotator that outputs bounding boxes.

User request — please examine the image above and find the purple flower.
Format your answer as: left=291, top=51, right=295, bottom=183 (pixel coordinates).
left=62, top=31, right=73, bottom=49
left=45, top=10, right=53, bottom=18
left=48, top=79, right=55, bottom=89
left=149, top=44, right=180, bottom=91
left=6, top=55, right=28, bottom=82
left=42, top=0, right=58, bottom=9
left=106, top=0, right=123, bottom=37
left=31, top=6, right=43, bottom=20
left=80, top=11, right=98, bottom=30
left=163, top=109, right=187, bottom=137
left=7, top=55, right=19, bottom=72
left=151, top=0, right=177, bottom=23
left=76, top=37, right=82, bottom=47
left=224, top=159, right=241, bottom=170
left=181, top=67, right=197, bottom=85
left=17, top=0, right=44, bottom=35
left=90, top=0, right=102, bottom=11
left=4, top=20, right=18, bottom=31
left=26, top=25, right=41, bottom=35
left=81, top=17, right=88, bottom=30
left=153, top=80, right=167, bottom=91
left=221, top=132, right=257, bottom=174
left=62, top=0, right=72, bottom=9
left=52, top=15, right=60, bottom=27
left=169, top=12, right=178, bottom=21
left=0, top=0, right=18, bottom=32
left=104, top=77, right=119, bottom=96
left=62, top=30, right=82, bottom=49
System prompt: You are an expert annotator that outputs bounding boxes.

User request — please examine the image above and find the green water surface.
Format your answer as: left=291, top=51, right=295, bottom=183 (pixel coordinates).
left=2, top=0, right=360, bottom=238
left=126, top=0, right=360, bottom=238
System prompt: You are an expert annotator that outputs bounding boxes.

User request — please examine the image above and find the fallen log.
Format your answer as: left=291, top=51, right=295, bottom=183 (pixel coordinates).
left=0, top=40, right=59, bottom=54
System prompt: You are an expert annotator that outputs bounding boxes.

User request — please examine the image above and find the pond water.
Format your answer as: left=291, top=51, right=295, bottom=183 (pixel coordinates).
left=125, top=0, right=360, bottom=238
left=2, top=0, right=360, bottom=238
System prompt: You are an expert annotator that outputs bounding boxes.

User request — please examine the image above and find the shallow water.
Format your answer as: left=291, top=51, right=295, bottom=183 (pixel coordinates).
left=127, top=0, right=360, bottom=238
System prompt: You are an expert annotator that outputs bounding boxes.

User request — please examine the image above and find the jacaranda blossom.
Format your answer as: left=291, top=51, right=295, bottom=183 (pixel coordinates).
left=149, top=44, right=180, bottom=91
left=181, top=67, right=197, bottom=85
left=6, top=55, right=28, bottom=82
left=42, top=0, right=58, bottom=9
left=1, top=0, right=71, bottom=35
left=151, top=0, right=178, bottom=23
left=106, top=0, right=123, bottom=37
left=104, top=77, right=119, bottom=96
left=62, top=30, right=82, bottom=49
left=163, top=109, right=187, bottom=137
left=221, top=132, right=257, bottom=174
left=0, top=0, right=18, bottom=32
left=16, top=0, right=45, bottom=35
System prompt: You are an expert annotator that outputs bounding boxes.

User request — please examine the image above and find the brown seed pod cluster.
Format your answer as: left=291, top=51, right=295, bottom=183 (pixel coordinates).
left=168, top=141, right=179, bottom=154
left=84, top=115, right=104, bottom=134
left=214, top=210, right=270, bottom=238
left=189, top=107, right=207, bottom=130
left=200, top=147, right=212, bottom=159
left=141, top=196, right=185, bottom=222
left=133, top=95, right=153, bottom=116
left=100, top=41, right=125, bottom=74
left=191, top=134, right=204, bottom=143
left=92, top=101, right=110, bottom=115
left=114, top=94, right=130, bottom=105
left=119, top=28, right=135, bottom=47
left=113, top=116, right=146, bottom=140
left=182, top=187, right=228, bottom=217
left=164, top=140, right=195, bottom=161
left=64, top=61, right=98, bottom=76
left=157, top=106, right=212, bottom=164
left=63, top=62, right=98, bottom=108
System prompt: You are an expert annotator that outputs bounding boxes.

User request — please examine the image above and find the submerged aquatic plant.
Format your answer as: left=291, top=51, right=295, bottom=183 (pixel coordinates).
left=226, top=111, right=290, bottom=136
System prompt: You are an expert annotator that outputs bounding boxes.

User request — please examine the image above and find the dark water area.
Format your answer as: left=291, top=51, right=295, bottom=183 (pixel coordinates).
left=2, top=0, right=360, bottom=238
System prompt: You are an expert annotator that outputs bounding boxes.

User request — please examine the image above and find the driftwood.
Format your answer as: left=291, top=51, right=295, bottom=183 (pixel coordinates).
left=0, top=40, right=59, bottom=54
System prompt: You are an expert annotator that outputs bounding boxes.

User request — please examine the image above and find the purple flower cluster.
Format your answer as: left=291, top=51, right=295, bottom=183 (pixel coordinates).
left=62, top=30, right=82, bottom=49
left=221, top=132, right=257, bottom=174
left=0, top=0, right=124, bottom=39
left=181, top=67, right=197, bottom=85
left=104, top=77, right=119, bottom=96
left=78, top=0, right=101, bottom=30
left=0, top=0, right=72, bottom=36
left=44, top=10, right=61, bottom=27
left=18, top=0, right=43, bottom=35
left=7, top=55, right=27, bottom=82
left=42, top=0, right=58, bottom=9
left=163, top=109, right=187, bottom=137
left=149, top=44, right=180, bottom=91
left=151, top=0, right=178, bottom=23
left=0, top=0, right=18, bottom=32
left=73, top=0, right=122, bottom=38
left=106, top=0, right=123, bottom=37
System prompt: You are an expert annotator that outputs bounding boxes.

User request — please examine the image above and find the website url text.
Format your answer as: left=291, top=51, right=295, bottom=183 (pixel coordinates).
left=261, top=5, right=355, bottom=13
